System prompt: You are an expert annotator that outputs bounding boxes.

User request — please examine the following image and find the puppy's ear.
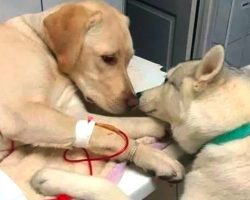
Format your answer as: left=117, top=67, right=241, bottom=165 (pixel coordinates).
left=43, top=4, right=102, bottom=73
left=193, top=45, right=225, bottom=92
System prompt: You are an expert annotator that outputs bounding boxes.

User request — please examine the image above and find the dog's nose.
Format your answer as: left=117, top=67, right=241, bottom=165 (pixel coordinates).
left=136, top=92, right=142, bottom=98
left=126, top=93, right=139, bottom=108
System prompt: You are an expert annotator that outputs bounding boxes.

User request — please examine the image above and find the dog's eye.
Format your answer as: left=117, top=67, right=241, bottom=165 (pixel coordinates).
left=101, top=55, right=117, bottom=65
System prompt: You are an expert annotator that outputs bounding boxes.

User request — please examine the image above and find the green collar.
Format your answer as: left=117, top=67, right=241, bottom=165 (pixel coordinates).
left=206, top=123, right=250, bottom=145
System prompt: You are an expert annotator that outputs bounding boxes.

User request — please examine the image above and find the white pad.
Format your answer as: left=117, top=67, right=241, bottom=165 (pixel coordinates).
left=128, top=56, right=167, bottom=93
left=73, top=120, right=95, bottom=148
left=0, top=170, right=27, bottom=200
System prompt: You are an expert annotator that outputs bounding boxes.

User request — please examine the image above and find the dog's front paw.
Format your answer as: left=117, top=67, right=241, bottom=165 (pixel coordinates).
left=31, top=168, right=129, bottom=200
left=31, top=168, right=62, bottom=196
left=134, top=145, right=185, bottom=182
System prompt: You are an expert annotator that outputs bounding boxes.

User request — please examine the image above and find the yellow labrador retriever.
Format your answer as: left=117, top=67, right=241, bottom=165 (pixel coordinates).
left=0, top=1, right=184, bottom=199
left=140, top=45, right=250, bottom=200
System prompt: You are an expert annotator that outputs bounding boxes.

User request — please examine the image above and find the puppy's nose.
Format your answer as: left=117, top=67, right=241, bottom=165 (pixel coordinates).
left=136, top=92, right=142, bottom=98
left=126, top=93, right=139, bottom=108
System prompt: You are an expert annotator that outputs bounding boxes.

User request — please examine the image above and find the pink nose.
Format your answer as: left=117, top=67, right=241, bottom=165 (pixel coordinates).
left=126, top=93, right=139, bottom=108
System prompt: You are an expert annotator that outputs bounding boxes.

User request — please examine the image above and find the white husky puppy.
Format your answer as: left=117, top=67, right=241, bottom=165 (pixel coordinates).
left=140, top=45, right=250, bottom=200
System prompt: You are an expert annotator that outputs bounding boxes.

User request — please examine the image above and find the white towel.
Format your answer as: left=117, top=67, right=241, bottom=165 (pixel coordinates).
left=128, top=56, right=166, bottom=93
left=0, top=170, right=27, bottom=200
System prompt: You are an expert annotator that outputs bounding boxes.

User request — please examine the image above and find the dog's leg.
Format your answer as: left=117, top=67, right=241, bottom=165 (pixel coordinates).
left=31, top=168, right=129, bottom=200
left=0, top=103, right=77, bottom=147
left=30, top=143, right=184, bottom=199
left=61, top=96, right=184, bottom=181
left=61, top=94, right=167, bottom=139
left=88, top=125, right=184, bottom=181
left=0, top=102, right=184, bottom=180
left=62, top=98, right=184, bottom=180
left=63, top=97, right=183, bottom=180
left=87, top=114, right=167, bottom=139
left=132, top=144, right=184, bottom=181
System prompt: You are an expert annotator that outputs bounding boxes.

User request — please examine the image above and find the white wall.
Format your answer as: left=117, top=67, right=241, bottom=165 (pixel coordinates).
left=0, top=0, right=41, bottom=22
left=105, top=0, right=124, bottom=12
left=42, top=0, right=124, bottom=11
left=0, top=0, right=124, bottom=22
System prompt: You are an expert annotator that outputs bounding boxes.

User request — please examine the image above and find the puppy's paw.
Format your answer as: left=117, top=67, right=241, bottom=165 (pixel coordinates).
left=137, top=136, right=158, bottom=144
left=134, top=145, right=185, bottom=182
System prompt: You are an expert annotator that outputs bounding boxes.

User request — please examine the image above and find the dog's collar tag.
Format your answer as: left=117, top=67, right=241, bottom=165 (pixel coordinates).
left=74, top=119, right=95, bottom=148
left=206, top=123, right=250, bottom=145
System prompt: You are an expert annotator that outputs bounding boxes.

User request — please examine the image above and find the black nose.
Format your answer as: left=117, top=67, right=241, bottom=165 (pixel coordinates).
left=136, top=92, right=142, bottom=98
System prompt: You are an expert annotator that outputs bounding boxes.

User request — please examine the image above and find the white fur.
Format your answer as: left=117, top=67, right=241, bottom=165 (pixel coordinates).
left=140, top=46, right=250, bottom=200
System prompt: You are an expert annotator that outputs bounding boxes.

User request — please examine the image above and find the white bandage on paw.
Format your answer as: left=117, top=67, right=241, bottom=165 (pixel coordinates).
left=73, top=119, right=95, bottom=148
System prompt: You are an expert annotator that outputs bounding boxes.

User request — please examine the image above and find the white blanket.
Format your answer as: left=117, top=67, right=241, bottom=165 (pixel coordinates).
left=128, top=56, right=166, bottom=93
left=0, top=170, right=27, bottom=200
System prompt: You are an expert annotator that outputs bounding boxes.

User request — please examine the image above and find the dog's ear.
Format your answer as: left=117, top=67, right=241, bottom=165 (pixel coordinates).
left=193, top=45, right=225, bottom=92
left=43, top=4, right=102, bottom=73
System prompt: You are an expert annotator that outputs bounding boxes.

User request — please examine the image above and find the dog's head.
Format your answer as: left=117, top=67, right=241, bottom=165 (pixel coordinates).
left=43, top=1, right=137, bottom=114
left=140, top=45, right=250, bottom=153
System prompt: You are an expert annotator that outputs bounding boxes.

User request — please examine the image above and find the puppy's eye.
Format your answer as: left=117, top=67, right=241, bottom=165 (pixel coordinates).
left=164, top=77, right=168, bottom=83
left=170, top=81, right=179, bottom=90
left=101, top=55, right=117, bottom=65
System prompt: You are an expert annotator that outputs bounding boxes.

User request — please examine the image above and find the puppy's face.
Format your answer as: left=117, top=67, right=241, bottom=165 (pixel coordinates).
left=44, top=1, right=137, bottom=114
left=140, top=45, right=229, bottom=152
left=139, top=60, right=200, bottom=124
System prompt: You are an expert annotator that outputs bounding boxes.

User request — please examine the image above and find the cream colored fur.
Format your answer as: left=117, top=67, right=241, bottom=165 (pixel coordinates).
left=0, top=1, right=184, bottom=199
left=140, top=45, right=250, bottom=200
